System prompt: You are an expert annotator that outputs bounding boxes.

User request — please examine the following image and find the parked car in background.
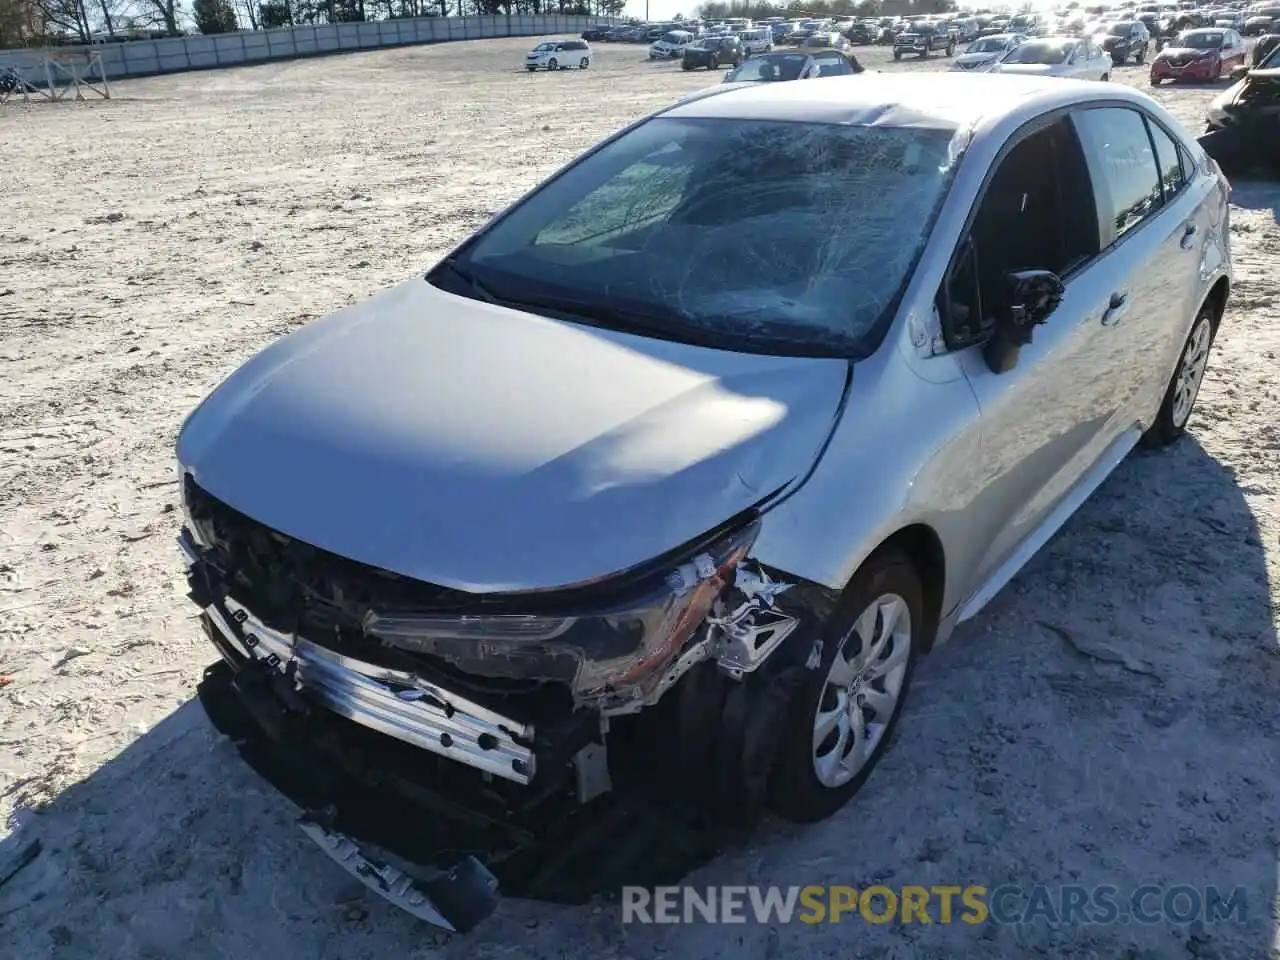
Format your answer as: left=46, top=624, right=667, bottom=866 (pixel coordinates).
left=580, top=25, right=612, bottom=41
left=182, top=72, right=1232, bottom=934
left=721, top=48, right=865, bottom=83
left=1098, top=19, right=1152, bottom=62
left=1251, top=30, right=1280, bottom=63
left=950, top=33, right=1027, bottom=70
left=738, top=27, right=774, bottom=54
left=845, top=20, right=877, bottom=43
left=1149, top=27, right=1247, bottom=81
left=1201, top=36, right=1280, bottom=173
left=683, top=35, right=745, bottom=70
left=894, top=21, right=957, bottom=58
left=991, top=37, right=1113, bottom=79
left=1242, top=13, right=1278, bottom=34
left=802, top=31, right=854, bottom=51
left=525, top=39, right=591, bottom=71
left=650, top=29, right=694, bottom=59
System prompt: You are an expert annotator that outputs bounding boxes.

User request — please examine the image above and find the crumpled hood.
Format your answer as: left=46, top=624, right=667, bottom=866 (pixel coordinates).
left=178, top=280, right=849, bottom=593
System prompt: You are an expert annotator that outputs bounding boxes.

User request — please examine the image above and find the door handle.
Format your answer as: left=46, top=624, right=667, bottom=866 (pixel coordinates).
left=1180, top=222, right=1198, bottom=250
left=1101, top=291, right=1129, bottom=327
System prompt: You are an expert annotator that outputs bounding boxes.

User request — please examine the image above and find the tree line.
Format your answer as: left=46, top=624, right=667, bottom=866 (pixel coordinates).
left=0, top=0, right=623, bottom=47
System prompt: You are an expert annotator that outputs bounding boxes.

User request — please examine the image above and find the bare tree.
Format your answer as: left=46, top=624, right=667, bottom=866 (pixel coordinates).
left=30, top=0, right=90, bottom=40
left=131, top=0, right=181, bottom=33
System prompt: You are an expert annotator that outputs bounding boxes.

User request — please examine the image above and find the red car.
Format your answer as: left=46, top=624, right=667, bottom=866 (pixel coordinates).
left=1149, top=27, right=1247, bottom=83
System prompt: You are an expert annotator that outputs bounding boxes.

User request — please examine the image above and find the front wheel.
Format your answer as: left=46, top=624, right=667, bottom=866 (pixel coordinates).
left=769, top=552, right=924, bottom=824
left=1101, top=73, right=1110, bottom=81
left=893, top=49, right=902, bottom=60
left=547, top=57, right=558, bottom=70
left=1142, top=305, right=1215, bottom=447
left=1136, top=46, right=1146, bottom=64
left=710, top=56, right=719, bottom=69
left=946, top=41, right=955, bottom=56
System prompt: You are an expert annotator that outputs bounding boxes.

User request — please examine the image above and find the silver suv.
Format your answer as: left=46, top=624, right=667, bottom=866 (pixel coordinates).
left=178, top=74, right=1231, bottom=930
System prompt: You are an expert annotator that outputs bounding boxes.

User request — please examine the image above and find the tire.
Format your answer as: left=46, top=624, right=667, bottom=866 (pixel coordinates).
left=580, top=57, right=589, bottom=69
left=548, top=57, right=558, bottom=70
left=1151, top=76, right=1161, bottom=85
left=710, top=56, right=719, bottom=69
left=1136, top=46, right=1145, bottom=64
left=946, top=41, right=955, bottom=56
left=526, top=65, right=537, bottom=71
left=769, top=551, right=924, bottom=824
left=893, top=49, right=902, bottom=60
left=682, top=61, right=692, bottom=70
left=1141, top=304, right=1216, bottom=448
left=1101, top=73, right=1110, bottom=81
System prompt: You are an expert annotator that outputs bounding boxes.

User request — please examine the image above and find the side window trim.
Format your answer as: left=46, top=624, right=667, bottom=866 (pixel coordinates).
left=1141, top=111, right=1190, bottom=205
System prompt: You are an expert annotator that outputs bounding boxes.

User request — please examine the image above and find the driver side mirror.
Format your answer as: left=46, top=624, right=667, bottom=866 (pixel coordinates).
left=1231, top=64, right=1250, bottom=81
left=983, top=269, right=1065, bottom=373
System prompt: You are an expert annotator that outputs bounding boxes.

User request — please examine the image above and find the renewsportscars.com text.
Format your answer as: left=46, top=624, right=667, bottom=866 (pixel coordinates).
left=622, top=884, right=1249, bottom=926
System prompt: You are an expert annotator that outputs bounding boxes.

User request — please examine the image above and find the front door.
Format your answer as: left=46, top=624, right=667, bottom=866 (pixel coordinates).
left=941, top=115, right=1131, bottom=586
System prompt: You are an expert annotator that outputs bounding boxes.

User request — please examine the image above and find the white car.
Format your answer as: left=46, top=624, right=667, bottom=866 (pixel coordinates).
left=738, top=27, right=774, bottom=54
left=950, top=32, right=1028, bottom=70
left=650, top=29, right=694, bottom=59
left=525, top=39, right=592, bottom=71
left=991, top=36, right=1113, bottom=79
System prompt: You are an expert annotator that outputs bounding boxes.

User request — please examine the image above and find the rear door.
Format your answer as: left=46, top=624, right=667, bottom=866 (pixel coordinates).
left=1070, top=104, right=1207, bottom=432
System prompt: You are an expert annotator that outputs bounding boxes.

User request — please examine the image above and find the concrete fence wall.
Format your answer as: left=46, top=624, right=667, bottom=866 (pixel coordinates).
left=0, top=15, right=613, bottom=81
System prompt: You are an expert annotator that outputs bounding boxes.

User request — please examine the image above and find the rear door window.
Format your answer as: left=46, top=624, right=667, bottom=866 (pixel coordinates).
left=1072, top=107, right=1163, bottom=243
left=1145, top=118, right=1187, bottom=202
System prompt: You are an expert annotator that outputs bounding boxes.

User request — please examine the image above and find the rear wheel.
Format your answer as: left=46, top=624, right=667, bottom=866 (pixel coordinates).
left=946, top=40, right=955, bottom=56
left=710, top=55, right=719, bottom=69
left=580, top=57, right=589, bottom=69
left=893, top=49, right=902, bottom=60
left=769, top=552, right=923, bottom=824
left=1142, top=305, right=1216, bottom=448
left=1136, top=45, right=1146, bottom=64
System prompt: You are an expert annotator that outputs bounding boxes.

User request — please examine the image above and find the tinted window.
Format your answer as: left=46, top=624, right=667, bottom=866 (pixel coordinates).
left=1145, top=119, right=1186, bottom=200
left=1074, top=107, right=1162, bottom=240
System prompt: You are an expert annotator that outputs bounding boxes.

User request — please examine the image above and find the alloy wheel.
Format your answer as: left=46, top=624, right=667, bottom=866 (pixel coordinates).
left=1171, top=314, right=1212, bottom=428
left=812, top=593, right=912, bottom=789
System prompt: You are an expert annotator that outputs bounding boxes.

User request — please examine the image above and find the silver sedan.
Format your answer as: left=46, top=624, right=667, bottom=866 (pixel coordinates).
left=176, top=73, right=1231, bottom=927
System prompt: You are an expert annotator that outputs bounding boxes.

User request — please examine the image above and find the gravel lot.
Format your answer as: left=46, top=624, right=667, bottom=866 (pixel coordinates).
left=1, top=35, right=1277, bottom=960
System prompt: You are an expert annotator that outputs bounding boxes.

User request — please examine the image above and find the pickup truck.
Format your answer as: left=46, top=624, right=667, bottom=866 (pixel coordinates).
left=893, top=22, right=956, bottom=58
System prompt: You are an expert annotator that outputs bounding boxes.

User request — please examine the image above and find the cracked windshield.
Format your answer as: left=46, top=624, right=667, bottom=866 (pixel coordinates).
left=456, top=116, right=962, bottom=354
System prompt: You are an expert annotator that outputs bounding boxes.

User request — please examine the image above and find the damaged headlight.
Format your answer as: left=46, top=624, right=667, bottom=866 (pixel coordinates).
left=363, top=521, right=761, bottom=702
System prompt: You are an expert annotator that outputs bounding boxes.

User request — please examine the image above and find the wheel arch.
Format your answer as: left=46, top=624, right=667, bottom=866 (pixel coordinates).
left=1203, top=274, right=1230, bottom=331
left=863, top=523, right=946, bottom=653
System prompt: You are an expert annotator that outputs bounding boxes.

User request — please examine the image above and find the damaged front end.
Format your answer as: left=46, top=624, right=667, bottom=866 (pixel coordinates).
left=1202, top=67, right=1280, bottom=178
left=182, top=474, right=831, bottom=930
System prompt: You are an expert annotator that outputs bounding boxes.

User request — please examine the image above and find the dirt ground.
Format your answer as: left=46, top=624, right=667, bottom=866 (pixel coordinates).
left=1, top=34, right=1277, bottom=960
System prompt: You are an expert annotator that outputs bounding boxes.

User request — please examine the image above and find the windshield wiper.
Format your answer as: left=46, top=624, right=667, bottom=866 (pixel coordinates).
left=431, top=257, right=501, bottom=305
left=493, top=289, right=691, bottom=341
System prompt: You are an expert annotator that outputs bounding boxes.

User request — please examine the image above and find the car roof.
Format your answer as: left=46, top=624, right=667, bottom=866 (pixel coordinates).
left=662, top=72, right=1132, bottom=131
